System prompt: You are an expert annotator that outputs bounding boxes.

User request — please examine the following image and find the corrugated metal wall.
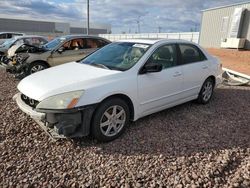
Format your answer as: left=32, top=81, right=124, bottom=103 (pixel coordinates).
left=70, top=28, right=108, bottom=35
left=199, top=3, right=250, bottom=49
left=0, top=18, right=55, bottom=33
left=0, top=18, right=109, bottom=36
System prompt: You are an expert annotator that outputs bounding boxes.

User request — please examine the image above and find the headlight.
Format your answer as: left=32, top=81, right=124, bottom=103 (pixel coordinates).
left=36, top=90, right=84, bottom=110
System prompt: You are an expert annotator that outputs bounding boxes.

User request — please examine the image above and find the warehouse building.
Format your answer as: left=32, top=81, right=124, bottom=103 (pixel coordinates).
left=199, top=1, right=250, bottom=49
left=0, top=16, right=111, bottom=37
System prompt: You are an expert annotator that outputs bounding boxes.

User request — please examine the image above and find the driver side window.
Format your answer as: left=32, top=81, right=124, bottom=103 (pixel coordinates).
left=148, top=44, right=177, bottom=70
left=61, top=39, right=82, bottom=51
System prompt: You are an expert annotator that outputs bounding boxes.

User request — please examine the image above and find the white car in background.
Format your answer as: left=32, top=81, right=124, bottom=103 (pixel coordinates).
left=0, top=32, right=24, bottom=45
left=14, top=39, right=222, bottom=142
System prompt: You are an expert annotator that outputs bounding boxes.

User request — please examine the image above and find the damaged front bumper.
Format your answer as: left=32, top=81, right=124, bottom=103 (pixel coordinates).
left=13, top=93, right=96, bottom=140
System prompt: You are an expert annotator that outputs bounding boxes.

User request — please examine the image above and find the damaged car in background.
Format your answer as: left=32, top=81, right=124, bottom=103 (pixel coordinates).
left=6, top=35, right=110, bottom=78
left=14, top=39, right=222, bottom=142
left=0, top=36, right=48, bottom=71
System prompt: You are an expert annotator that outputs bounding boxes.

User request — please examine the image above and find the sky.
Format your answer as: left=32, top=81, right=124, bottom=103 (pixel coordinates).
left=0, top=0, right=248, bottom=33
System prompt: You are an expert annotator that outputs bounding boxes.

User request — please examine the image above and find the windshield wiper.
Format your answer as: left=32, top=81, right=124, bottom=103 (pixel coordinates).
left=91, top=63, right=110, bottom=70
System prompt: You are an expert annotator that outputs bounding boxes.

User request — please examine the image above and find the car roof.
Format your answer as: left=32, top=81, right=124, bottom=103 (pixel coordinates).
left=117, top=39, right=194, bottom=45
left=11, top=35, right=48, bottom=40
left=0, top=32, right=24, bottom=35
left=59, top=35, right=110, bottom=41
left=15, top=35, right=46, bottom=39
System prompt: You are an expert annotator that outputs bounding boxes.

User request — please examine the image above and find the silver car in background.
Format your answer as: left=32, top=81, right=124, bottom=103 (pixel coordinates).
left=8, top=35, right=110, bottom=77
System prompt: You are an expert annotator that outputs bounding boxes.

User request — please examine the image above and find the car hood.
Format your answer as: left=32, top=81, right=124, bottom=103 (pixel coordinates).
left=8, top=44, right=47, bottom=57
left=18, top=62, right=121, bottom=101
left=7, top=44, right=20, bottom=57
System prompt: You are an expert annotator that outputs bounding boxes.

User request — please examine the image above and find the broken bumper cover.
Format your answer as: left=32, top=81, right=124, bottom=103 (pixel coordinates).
left=13, top=93, right=96, bottom=139
left=13, top=93, right=45, bottom=120
left=216, top=74, right=223, bottom=87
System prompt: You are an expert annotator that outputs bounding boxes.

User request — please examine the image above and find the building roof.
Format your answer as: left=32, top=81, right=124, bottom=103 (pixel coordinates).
left=202, top=1, right=250, bottom=12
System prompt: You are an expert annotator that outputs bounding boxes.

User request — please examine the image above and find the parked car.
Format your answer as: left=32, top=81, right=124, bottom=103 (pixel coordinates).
left=7, top=35, right=110, bottom=78
left=0, top=32, right=24, bottom=45
left=14, top=39, right=222, bottom=142
left=0, top=35, right=48, bottom=64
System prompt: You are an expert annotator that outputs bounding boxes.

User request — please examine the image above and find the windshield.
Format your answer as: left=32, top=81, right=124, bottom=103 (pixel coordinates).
left=43, top=37, right=66, bottom=50
left=80, top=42, right=150, bottom=71
left=1, top=38, right=16, bottom=47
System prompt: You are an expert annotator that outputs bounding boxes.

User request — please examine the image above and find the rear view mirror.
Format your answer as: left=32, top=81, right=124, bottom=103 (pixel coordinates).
left=140, top=62, right=163, bottom=74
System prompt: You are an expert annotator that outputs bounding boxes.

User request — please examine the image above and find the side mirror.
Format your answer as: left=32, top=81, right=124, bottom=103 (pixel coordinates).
left=57, top=47, right=65, bottom=54
left=140, top=62, right=163, bottom=74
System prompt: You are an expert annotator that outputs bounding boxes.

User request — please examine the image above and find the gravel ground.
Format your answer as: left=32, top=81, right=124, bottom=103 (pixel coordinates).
left=0, top=69, right=249, bottom=188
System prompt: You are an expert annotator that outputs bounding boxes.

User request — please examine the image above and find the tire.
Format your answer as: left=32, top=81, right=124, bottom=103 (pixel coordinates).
left=91, top=98, right=130, bottom=142
left=197, top=77, right=215, bottom=104
left=28, top=62, right=49, bottom=75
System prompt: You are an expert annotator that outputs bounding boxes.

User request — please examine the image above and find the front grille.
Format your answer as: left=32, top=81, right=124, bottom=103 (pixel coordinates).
left=21, top=94, right=39, bottom=108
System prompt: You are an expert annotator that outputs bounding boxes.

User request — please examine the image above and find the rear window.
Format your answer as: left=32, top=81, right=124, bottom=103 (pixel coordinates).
left=12, top=33, right=23, bottom=37
left=179, top=44, right=207, bottom=64
left=6, top=33, right=12, bottom=39
left=0, top=34, right=7, bottom=39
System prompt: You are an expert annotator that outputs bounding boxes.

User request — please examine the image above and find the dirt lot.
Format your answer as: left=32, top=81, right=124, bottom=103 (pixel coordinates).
left=0, top=69, right=250, bottom=187
left=207, top=48, right=250, bottom=75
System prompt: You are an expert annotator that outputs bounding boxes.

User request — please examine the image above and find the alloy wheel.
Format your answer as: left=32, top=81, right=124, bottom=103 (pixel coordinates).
left=100, top=105, right=126, bottom=137
left=30, top=65, right=45, bottom=74
left=202, top=81, right=213, bottom=102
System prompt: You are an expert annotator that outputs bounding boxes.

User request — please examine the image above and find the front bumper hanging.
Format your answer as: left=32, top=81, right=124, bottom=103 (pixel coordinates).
left=13, top=93, right=96, bottom=140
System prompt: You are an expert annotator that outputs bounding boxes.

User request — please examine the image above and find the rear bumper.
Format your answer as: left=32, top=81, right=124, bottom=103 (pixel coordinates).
left=216, top=74, right=223, bottom=86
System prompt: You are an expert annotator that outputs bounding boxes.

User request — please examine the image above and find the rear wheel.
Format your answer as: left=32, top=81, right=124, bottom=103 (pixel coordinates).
left=197, top=78, right=214, bottom=104
left=28, top=62, right=49, bottom=75
left=91, top=98, right=130, bottom=142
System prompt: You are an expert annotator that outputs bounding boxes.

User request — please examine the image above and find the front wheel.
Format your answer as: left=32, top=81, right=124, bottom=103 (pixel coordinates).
left=28, top=62, right=49, bottom=75
left=197, top=78, right=214, bottom=104
left=91, top=98, right=130, bottom=142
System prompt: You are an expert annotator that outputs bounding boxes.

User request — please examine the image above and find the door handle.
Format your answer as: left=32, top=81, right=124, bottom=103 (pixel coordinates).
left=173, top=72, right=182, bottom=77
left=202, top=65, right=208, bottom=69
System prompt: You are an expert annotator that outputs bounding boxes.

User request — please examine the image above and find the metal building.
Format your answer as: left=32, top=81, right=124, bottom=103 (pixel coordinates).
left=0, top=16, right=111, bottom=37
left=199, top=1, right=250, bottom=49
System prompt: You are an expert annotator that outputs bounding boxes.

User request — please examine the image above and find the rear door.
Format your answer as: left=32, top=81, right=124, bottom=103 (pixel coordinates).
left=82, top=38, right=98, bottom=56
left=178, top=43, right=210, bottom=98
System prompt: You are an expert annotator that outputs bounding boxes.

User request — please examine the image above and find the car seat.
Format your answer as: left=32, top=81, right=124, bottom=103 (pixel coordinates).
left=183, top=48, right=196, bottom=63
left=155, top=47, right=174, bottom=69
left=71, top=40, right=79, bottom=50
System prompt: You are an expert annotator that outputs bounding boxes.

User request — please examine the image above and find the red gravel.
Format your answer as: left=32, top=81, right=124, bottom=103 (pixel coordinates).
left=207, top=48, right=250, bottom=75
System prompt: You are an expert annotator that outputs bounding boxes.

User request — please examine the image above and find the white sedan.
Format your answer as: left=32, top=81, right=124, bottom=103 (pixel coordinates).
left=14, top=39, right=222, bottom=142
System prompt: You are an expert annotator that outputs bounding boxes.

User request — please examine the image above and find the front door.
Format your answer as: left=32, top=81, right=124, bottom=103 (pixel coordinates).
left=138, top=44, right=184, bottom=116
left=48, top=38, right=94, bottom=66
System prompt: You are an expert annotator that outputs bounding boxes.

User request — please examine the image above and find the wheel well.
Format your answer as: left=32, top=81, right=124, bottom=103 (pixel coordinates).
left=100, top=94, right=135, bottom=120
left=207, top=75, right=216, bottom=86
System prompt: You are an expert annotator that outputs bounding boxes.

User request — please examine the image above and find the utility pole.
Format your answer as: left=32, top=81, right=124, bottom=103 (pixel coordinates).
left=87, top=0, right=90, bottom=35
left=136, top=16, right=141, bottom=33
